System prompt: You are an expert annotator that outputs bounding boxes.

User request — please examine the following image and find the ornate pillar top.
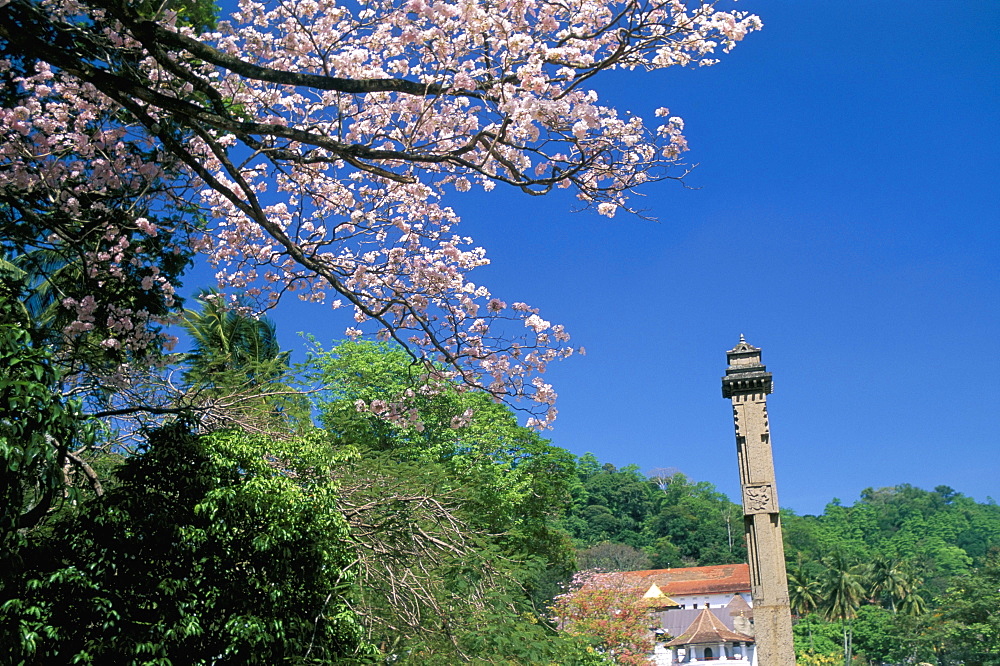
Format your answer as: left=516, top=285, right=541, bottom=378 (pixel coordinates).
left=722, top=336, right=773, bottom=398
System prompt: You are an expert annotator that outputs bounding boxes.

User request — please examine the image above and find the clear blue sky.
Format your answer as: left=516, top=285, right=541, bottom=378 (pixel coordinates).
left=189, top=0, right=999, bottom=515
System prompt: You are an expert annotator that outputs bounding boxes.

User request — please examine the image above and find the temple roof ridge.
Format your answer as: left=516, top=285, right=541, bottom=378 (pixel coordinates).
left=664, top=606, right=755, bottom=647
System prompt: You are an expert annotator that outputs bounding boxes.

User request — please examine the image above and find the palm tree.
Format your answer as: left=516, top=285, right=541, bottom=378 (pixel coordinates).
left=895, top=566, right=928, bottom=617
left=821, top=551, right=865, bottom=666
left=0, top=256, right=30, bottom=325
left=866, top=554, right=908, bottom=611
left=181, top=288, right=289, bottom=387
left=179, top=289, right=298, bottom=433
left=3, top=245, right=92, bottom=345
left=788, top=554, right=823, bottom=651
left=866, top=555, right=929, bottom=617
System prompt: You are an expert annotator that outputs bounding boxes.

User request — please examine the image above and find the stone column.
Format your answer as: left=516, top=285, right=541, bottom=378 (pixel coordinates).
left=722, top=336, right=795, bottom=665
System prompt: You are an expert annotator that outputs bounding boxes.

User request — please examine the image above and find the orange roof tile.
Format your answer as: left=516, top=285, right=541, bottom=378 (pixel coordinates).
left=589, top=563, right=751, bottom=598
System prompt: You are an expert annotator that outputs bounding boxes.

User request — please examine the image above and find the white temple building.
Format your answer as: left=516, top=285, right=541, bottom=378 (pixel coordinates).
left=657, top=606, right=756, bottom=665
left=586, top=564, right=758, bottom=665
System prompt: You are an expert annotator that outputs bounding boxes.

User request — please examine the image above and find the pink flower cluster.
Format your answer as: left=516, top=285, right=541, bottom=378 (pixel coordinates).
left=1, top=0, right=760, bottom=424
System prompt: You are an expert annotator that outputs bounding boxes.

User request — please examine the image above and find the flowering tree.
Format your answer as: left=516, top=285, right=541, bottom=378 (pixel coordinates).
left=0, top=0, right=760, bottom=423
left=552, top=570, right=658, bottom=665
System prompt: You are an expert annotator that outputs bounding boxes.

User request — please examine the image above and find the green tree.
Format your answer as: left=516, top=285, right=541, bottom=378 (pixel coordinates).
left=864, top=554, right=910, bottom=612
left=577, top=542, right=652, bottom=573
left=791, top=614, right=845, bottom=665
left=0, top=269, right=98, bottom=535
left=645, top=473, right=745, bottom=566
left=307, top=340, right=580, bottom=659
left=820, top=551, right=865, bottom=666
left=181, top=288, right=289, bottom=387
left=560, top=457, right=660, bottom=549
left=0, top=422, right=370, bottom=664
left=175, top=288, right=307, bottom=435
left=937, top=551, right=1000, bottom=665
left=849, top=605, right=898, bottom=665
left=788, top=555, right=823, bottom=652
left=0, top=200, right=195, bottom=380
left=311, top=340, right=576, bottom=569
left=780, top=482, right=1000, bottom=611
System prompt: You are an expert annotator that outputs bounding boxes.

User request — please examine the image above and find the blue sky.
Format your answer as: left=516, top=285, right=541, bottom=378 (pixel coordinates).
left=189, top=0, right=999, bottom=515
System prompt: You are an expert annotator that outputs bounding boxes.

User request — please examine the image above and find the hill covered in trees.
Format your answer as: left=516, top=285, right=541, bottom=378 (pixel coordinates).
left=557, top=455, right=1000, bottom=665
left=560, top=457, right=999, bottom=583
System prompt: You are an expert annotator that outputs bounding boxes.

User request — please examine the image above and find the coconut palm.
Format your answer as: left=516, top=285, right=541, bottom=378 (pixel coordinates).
left=866, top=555, right=929, bottom=617
left=866, top=554, right=909, bottom=611
left=179, top=289, right=300, bottom=434
left=181, top=288, right=289, bottom=387
left=821, top=551, right=865, bottom=666
left=895, top=566, right=928, bottom=617
left=788, top=555, right=823, bottom=651
left=2, top=226, right=190, bottom=375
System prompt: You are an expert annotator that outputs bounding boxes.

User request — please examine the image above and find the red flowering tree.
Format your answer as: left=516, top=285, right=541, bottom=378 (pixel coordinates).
left=552, top=570, right=658, bottom=665
left=0, top=0, right=760, bottom=423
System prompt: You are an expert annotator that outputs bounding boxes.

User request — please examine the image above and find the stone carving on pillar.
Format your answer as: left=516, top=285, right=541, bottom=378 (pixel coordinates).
left=743, top=483, right=776, bottom=514
left=722, top=335, right=796, bottom=665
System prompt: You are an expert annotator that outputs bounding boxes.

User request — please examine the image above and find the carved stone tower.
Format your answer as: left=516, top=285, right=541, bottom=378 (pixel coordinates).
left=722, top=336, right=795, bottom=665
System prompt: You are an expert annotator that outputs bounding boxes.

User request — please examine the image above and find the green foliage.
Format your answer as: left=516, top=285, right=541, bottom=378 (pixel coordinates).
left=384, top=566, right=611, bottom=665
left=4, top=316, right=996, bottom=665
left=135, top=0, right=220, bottom=31
left=176, top=289, right=311, bottom=434
left=820, top=551, right=865, bottom=624
left=0, top=210, right=196, bottom=373
left=936, top=550, right=1000, bottom=665
left=307, top=340, right=581, bottom=659
left=559, top=462, right=745, bottom=569
left=310, top=340, right=577, bottom=574
left=782, top=484, right=1000, bottom=596
left=561, top=458, right=658, bottom=549
left=181, top=288, right=290, bottom=387
left=0, top=270, right=97, bottom=535
left=779, top=483, right=1000, bottom=666
left=577, top=542, right=651, bottom=573
left=792, top=613, right=845, bottom=662
left=788, top=555, right=823, bottom=618
left=849, top=605, right=899, bottom=664
left=0, top=422, right=369, bottom=664
left=645, top=473, right=745, bottom=566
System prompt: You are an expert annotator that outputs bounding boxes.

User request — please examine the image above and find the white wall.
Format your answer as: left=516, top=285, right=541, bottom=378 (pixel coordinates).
left=668, top=592, right=751, bottom=610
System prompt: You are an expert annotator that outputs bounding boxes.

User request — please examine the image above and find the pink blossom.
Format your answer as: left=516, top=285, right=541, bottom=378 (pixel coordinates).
left=135, top=217, right=159, bottom=236
left=524, top=314, right=551, bottom=333
left=0, top=0, right=761, bottom=428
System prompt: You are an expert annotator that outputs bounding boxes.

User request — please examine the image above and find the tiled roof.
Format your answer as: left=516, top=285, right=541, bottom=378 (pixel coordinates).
left=656, top=596, right=751, bottom=636
left=590, top=563, right=751, bottom=597
left=725, top=593, right=753, bottom=618
left=664, top=607, right=755, bottom=647
left=659, top=608, right=730, bottom=638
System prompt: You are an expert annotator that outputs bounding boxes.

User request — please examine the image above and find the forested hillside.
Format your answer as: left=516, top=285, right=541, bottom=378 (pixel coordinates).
left=783, top=485, right=1000, bottom=592
left=558, top=457, right=747, bottom=569
left=555, top=453, right=1000, bottom=665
